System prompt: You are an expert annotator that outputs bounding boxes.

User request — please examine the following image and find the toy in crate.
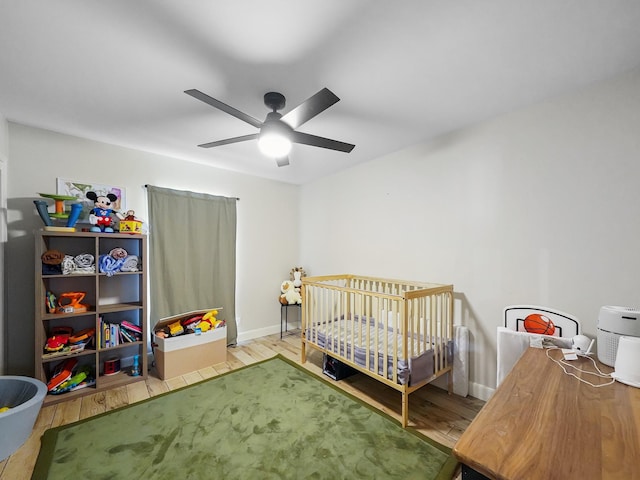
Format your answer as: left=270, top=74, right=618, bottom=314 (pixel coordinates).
left=154, top=309, right=224, bottom=338
left=152, top=308, right=227, bottom=380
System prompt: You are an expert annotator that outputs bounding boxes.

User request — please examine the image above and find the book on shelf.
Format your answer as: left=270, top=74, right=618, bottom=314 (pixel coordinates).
left=100, top=318, right=141, bottom=347
left=121, top=320, right=142, bottom=334
left=120, top=328, right=136, bottom=343
left=121, top=321, right=142, bottom=341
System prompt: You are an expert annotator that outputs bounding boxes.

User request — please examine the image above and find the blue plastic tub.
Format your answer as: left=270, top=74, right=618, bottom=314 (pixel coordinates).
left=0, top=376, right=47, bottom=461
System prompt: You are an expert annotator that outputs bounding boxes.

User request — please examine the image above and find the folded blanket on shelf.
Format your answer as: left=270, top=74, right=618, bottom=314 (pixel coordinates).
left=99, top=255, right=125, bottom=277
left=42, top=263, right=62, bottom=275
left=41, top=249, right=64, bottom=265
left=74, top=254, right=95, bottom=273
left=120, top=255, right=139, bottom=272
left=61, top=255, right=76, bottom=275
left=61, top=254, right=96, bottom=274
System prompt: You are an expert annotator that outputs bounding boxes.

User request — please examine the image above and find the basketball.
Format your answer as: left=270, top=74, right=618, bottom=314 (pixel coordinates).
left=523, top=313, right=556, bottom=335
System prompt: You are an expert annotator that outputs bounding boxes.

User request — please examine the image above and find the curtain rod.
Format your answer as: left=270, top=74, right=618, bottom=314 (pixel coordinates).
left=143, top=184, right=239, bottom=200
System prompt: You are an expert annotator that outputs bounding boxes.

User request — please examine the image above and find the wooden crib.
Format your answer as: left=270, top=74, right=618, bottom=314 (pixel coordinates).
left=301, top=274, right=454, bottom=427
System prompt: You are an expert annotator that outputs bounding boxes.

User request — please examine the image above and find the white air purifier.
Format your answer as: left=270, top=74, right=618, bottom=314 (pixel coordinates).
left=612, top=336, right=640, bottom=388
left=597, top=306, right=640, bottom=367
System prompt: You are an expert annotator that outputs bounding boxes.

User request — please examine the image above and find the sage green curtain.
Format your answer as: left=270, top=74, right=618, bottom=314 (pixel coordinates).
left=146, top=185, right=237, bottom=345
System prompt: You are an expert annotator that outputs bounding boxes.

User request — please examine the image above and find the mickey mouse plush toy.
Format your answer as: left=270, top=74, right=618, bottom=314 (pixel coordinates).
left=86, top=191, right=123, bottom=232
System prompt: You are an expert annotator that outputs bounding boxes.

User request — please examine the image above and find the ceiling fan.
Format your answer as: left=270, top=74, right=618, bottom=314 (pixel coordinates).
left=185, top=87, right=355, bottom=167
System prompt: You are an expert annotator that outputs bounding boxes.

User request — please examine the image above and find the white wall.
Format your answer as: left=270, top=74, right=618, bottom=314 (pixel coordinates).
left=300, top=68, right=640, bottom=399
left=0, top=114, right=7, bottom=159
left=0, top=112, right=7, bottom=374
left=6, top=124, right=299, bottom=374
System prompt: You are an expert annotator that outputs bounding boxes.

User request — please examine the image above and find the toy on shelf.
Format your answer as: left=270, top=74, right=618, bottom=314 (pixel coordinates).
left=56, top=292, right=89, bottom=314
left=45, top=291, right=57, bottom=314
left=68, top=327, right=96, bottom=345
left=119, top=210, right=144, bottom=234
left=44, top=326, right=73, bottom=353
left=130, top=355, right=141, bottom=377
left=47, top=358, right=95, bottom=395
left=103, top=357, right=121, bottom=376
left=43, top=326, right=95, bottom=356
left=34, top=193, right=83, bottom=232
left=47, top=358, right=78, bottom=391
left=42, top=342, right=91, bottom=359
left=50, top=364, right=94, bottom=395
left=87, top=191, right=124, bottom=233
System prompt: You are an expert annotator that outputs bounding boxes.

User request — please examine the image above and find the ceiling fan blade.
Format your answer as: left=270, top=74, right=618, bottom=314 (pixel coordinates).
left=281, top=88, right=340, bottom=129
left=185, top=89, right=263, bottom=129
left=198, top=133, right=259, bottom=148
left=275, top=157, right=290, bottom=167
left=291, top=131, right=355, bottom=153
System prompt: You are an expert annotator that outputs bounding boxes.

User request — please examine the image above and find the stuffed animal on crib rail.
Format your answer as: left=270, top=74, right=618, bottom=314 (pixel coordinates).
left=86, top=191, right=124, bottom=233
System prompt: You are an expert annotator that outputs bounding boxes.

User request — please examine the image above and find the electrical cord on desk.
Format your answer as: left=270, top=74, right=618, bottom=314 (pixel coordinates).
left=544, top=346, right=615, bottom=388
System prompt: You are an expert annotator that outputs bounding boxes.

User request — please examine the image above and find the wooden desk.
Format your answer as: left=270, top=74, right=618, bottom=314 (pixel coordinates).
left=453, top=347, right=640, bottom=480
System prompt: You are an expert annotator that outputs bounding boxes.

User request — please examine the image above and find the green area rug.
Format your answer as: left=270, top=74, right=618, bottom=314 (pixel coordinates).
left=32, top=355, right=456, bottom=480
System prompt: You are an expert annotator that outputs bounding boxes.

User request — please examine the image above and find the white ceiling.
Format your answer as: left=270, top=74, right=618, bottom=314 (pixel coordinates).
left=2, top=1, right=640, bottom=185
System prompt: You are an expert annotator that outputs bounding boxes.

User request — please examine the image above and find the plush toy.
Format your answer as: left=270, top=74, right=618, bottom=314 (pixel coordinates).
left=123, top=210, right=137, bottom=221
left=290, top=267, right=306, bottom=287
left=285, top=288, right=302, bottom=305
left=280, top=280, right=302, bottom=305
left=86, top=191, right=123, bottom=233
left=280, top=280, right=293, bottom=304
left=119, top=209, right=145, bottom=234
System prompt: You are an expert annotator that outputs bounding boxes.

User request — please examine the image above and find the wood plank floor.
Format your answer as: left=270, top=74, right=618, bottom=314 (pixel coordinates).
left=0, top=332, right=484, bottom=480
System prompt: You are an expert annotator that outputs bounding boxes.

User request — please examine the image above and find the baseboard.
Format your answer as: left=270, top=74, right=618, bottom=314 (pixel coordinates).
left=236, top=322, right=300, bottom=343
left=431, top=377, right=494, bottom=402
left=469, top=381, right=494, bottom=401
left=237, top=325, right=278, bottom=343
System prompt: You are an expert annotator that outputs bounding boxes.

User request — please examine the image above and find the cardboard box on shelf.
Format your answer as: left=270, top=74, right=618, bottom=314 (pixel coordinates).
left=153, top=309, right=227, bottom=380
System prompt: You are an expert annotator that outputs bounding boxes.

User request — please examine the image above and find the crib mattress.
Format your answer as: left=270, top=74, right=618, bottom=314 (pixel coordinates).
left=306, top=317, right=452, bottom=386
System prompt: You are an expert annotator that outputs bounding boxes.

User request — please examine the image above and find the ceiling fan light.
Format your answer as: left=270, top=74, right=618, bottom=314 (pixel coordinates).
left=258, top=132, right=292, bottom=157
